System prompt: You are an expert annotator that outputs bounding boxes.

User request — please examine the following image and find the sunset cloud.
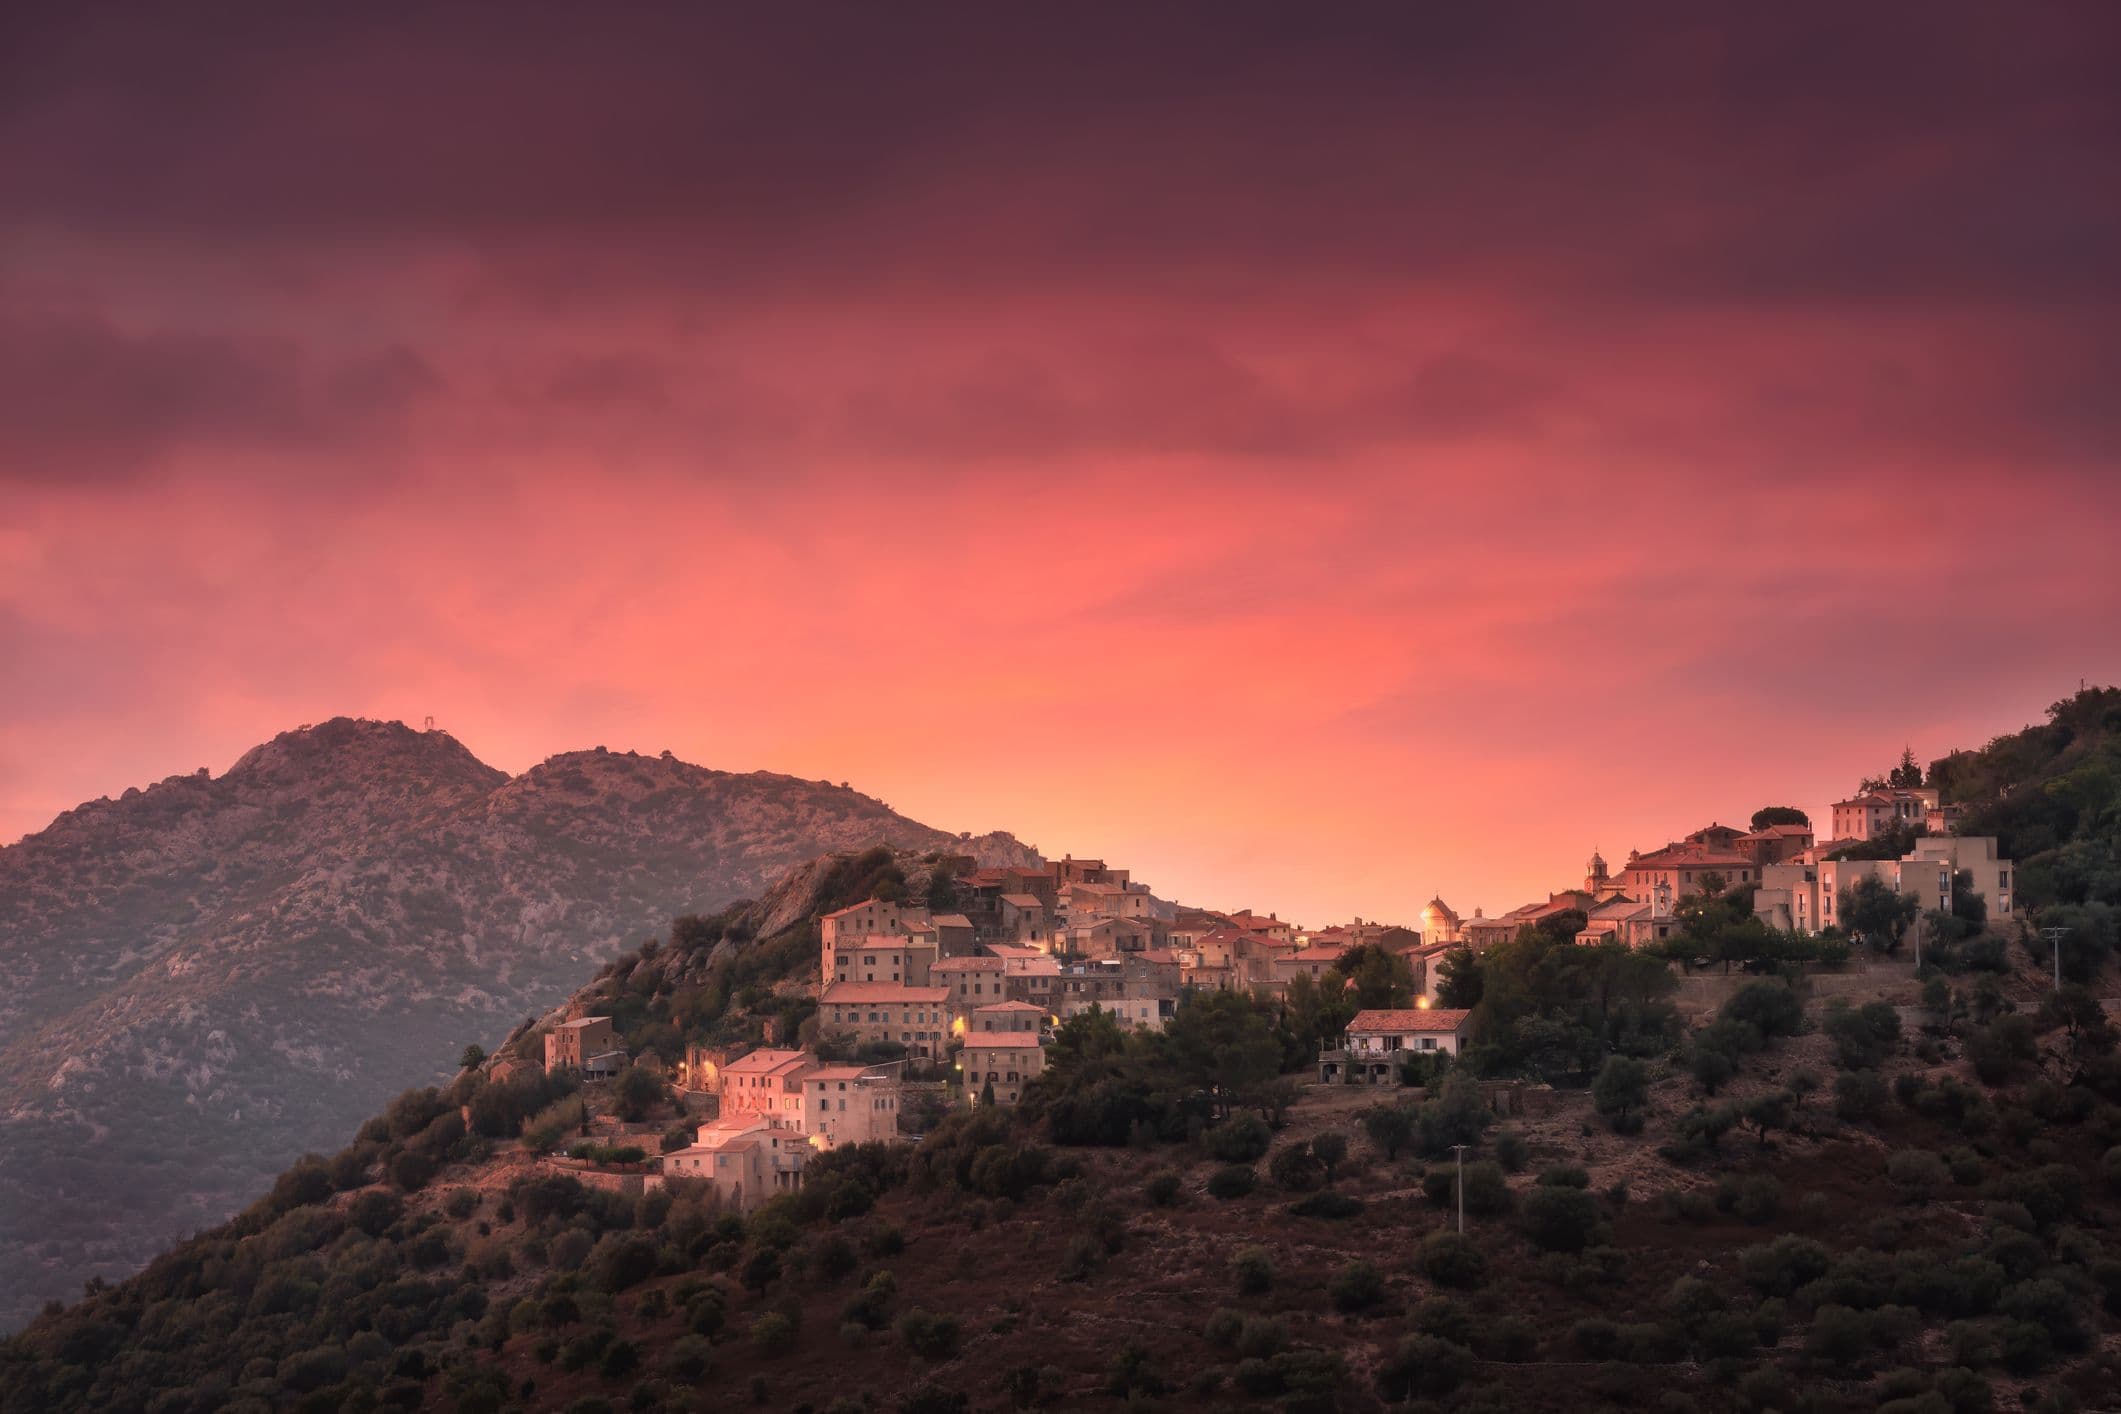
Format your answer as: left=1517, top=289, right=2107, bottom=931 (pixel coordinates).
left=4, top=2, right=2118, bottom=922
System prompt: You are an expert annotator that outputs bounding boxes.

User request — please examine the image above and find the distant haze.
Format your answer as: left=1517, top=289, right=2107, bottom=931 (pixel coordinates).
left=5, top=4, right=2120, bottom=924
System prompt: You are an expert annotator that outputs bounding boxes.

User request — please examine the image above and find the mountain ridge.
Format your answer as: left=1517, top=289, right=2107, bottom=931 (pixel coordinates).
left=0, top=716, right=1037, bottom=1330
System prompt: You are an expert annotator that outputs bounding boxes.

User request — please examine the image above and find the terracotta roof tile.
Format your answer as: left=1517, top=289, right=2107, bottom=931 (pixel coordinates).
left=1348, top=1008, right=1473, bottom=1033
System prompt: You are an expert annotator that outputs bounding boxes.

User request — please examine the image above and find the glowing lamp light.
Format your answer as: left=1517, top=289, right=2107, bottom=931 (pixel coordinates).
left=1416, top=995, right=1431, bottom=1009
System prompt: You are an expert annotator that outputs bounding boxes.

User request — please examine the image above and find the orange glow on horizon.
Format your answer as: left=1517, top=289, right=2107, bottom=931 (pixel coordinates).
left=3, top=9, right=2119, bottom=924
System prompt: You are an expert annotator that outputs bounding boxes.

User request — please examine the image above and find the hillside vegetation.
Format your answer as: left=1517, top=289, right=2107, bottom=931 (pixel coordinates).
left=1933, top=687, right=2121, bottom=943
left=7, top=858, right=2121, bottom=1413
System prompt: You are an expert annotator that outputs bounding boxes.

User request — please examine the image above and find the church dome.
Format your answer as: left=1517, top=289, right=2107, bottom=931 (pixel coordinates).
left=1420, top=897, right=1460, bottom=941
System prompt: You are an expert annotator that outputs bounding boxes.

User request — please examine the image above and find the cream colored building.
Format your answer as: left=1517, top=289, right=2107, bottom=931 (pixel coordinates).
left=829, top=935, right=938, bottom=987
left=1905, top=836, right=2014, bottom=921
left=960, top=1031, right=1045, bottom=1107
left=718, top=1047, right=813, bottom=1126
left=661, top=1114, right=808, bottom=1211
left=817, top=982, right=951, bottom=1059
left=1616, top=845, right=1758, bottom=902
left=1754, top=855, right=1952, bottom=941
left=818, top=897, right=931, bottom=986
left=797, top=1063, right=902, bottom=1149
left=1319, top=1008, right=1474, bottom=1084
left=712, top=1046, right=902, bottom=1150
left=1574, top=895, right=1680, bottom=949
left=969, top=1000, right=1046, bottom=1034
left=1829, top=787, right=1938, bottom=843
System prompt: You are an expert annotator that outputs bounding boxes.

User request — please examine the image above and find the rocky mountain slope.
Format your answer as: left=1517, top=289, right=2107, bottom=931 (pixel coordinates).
left=0, top=718, right=1035, bottom=1331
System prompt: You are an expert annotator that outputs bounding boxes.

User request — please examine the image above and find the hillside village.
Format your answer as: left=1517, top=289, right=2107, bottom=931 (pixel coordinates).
left=523, top=788, right=2027, bottom=1220
left=8, top=690, right=2121, bottom=1414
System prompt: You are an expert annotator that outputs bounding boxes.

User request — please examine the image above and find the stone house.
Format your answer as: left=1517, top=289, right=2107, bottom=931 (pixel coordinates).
left=960, top=1031, right=1045, bottom=1107
left=545, top=1016, right=624, bottom=1078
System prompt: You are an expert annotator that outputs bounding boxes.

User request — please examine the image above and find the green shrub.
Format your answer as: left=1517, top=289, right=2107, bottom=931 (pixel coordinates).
left=1888, top=1149, right=1950, bottom=1201
left=1207, top=1165, right=1257, bottom=1200
left=1058, top=1233, right=1104, bottom=1282
left=1520, top=1184, right=1604, bottom=1252
left=1572, top=1317, right=1621, bottom=1359
left=1740, top=1236, right=1832, bottom=1296
left=1203, top=1115, right=1272, bottom=1163
left=1416, top=1231, right=1486, bottom=1289
left=1203, top=1307, right=1244, bottom=1348
left=597, top=1337, right=639, bottom=1379
left=1235, top=1315, right=1290, bottom=1359
left=1268, top=1142, right=1324, bottom=1192
left=1328, top=1259, right=1385, bottom=1313
left=748, top=1313, right=796, bottom=1356
left=1481, top=1314, right=1538, bottom=1362
left=1734, top=1174, right=1782, bottom=1224
left=1835, top=1070, right=1889, bottom=1121
left=1967, top=1015, right=2037, bottom=1085
left=1288, top=1190, right=1363, bottom=1220
left=662, top=1336, right=713, bottom=1381
left=894, top=1309, right=962, bottom=1364
left=1592, top=1055, right=1652, bottom=1132
left=1376, top=1334, right=1475, bottom=1400
left=1144, top=1171, right=1182, bottom=1207
left=1104, top=1340, right=1166, bottom=1398
left=1824, top=999, right=1902, bottom=1069
left=590, top=1233, right=658, bottom=1293
left=1230, top=1246, right=1275, bottom=1294
left=1461, top=1160, right=1512, bottom=1216
left=1493, top=1129, right=1530, bottom=1172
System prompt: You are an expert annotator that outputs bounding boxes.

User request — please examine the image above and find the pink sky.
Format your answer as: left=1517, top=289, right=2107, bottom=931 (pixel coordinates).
left=4, top=4, right=2119, bottom=924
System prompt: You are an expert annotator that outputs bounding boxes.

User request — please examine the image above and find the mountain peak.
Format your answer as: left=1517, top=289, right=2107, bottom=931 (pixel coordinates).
left=225, top=716, right=501, bottom=790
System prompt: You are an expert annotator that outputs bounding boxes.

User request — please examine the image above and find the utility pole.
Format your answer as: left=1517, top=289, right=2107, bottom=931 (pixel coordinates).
left=1450, top=1143, right=1468, bottom=1234
left=2042, top=926, right=2069, bottom=992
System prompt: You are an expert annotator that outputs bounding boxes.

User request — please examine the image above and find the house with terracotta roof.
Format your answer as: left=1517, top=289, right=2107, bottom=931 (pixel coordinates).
left=1065, top=913, right=1156, bottom=959
left=718, top=1047, right=814, bottom=1126
left=960, top=1031, right=1045, bottom=1107
left=997, top=893, right=1055, bottom=947
left=969, top=1000, right=1046, bottom=1035
left=818, top=897, right=932, bottom=986
left=544, top=1016, right=625, bottom=1078
left=1830, top=787, right=1938, bottom=843
left=1318, top=1008, right=1474, bottom=1083
left=706, top=1045, right=903, bottom=1150
left=1573, top=895, right=1681, bottom=950
left=1615, top=844, right=1759, bottom=905
left=796, top=1063, right=903, bottom=1149
left=1459, top=889, right=1604, bottom=952
left=1051, top=855, right=1128, bottom=888
left=817, top=982, right=951, bottom=1060
left=661, top=1113, right=808, bottom=1211
left=1735, top=823, right=1816, bottom=867
left=1224, top=910, right=1298, bottom=943
left=931, top=955, right=1007, bottom=1008
left=1271, top=942, right=1353, bottom=988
